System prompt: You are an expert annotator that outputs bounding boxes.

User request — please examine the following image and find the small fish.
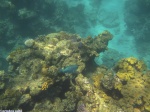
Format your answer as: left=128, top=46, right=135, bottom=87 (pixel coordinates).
left=59, top=65, right=78, bottom=74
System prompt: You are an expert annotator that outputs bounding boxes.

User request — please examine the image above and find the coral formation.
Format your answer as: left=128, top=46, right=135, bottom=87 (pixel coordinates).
left=0, top=71, right=6, bottom=90
left=114, top=57, right=146, bottom=84
left=7, top=31, right=112, bottom=75
left=41, top=82, right=49, bottom=91
left=24, top=39, right=35, bottom=47
left=0, top=0, right=90, bottom=61
left=75, top=74, right=123, bottom=112
left=101, top=57, right=150, bottom=111
left=0, top=31, right=112, bottom=111
left=1, top=31, right=150, bottom=112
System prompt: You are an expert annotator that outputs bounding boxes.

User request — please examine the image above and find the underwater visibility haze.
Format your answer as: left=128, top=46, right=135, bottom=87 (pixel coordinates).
left=0, top=0, right=150, bottom=111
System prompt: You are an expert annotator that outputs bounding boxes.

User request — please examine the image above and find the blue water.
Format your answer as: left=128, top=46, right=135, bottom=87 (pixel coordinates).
left=1, top=0, right=150, bottom=70
left=63, top=0, right=150, bottom=68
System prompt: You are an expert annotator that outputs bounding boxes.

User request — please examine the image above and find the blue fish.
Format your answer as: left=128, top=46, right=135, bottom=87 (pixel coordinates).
left=59, top=65, right=78, bottom=74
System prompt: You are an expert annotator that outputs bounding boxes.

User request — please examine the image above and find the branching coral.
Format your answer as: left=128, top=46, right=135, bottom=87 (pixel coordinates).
left=100, top=57, right=150, bottom=111
left=41, top=78, right=54, bottom=90
left=116, top=72, right=149, bottom=111
left=114, top=57, right=146, bottom=82
left=112, top=65, right=150, bottom=111
left=41, top=82, right=49, bottom=90
left=111, top=57, right=146, bottom=91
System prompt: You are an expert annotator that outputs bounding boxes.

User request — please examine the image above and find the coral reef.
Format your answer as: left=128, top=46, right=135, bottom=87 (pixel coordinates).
left=0, top=71, right=7, bottom=90
left=74, top=74, right=123, bottom=112
left=101, top=57, right=150, bottom=111
left=7, top=31, right=112, bottom=75
left=0, top=31, right=112, bottom=111
left=0, top=0, right=90, bottom=60
left=112, top=57, right=147, bottom=91
left=1, top=31, right=150, bottom=112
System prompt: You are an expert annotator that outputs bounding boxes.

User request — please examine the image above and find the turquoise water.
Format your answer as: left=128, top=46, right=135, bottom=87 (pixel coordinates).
left=0, top=0, right=150, bottom=70
left=64, top=0, right=150, bottom=68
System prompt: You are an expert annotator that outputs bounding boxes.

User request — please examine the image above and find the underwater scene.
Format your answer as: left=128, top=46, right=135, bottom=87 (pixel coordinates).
left=0, top=0, right=150, bottom=111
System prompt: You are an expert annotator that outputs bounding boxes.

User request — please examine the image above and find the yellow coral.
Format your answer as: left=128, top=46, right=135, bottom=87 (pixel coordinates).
left=144, top=104, right=150, bottom=111
left=127, top=65, right=134, bottom=71
left=114, top=83, right=122, bottom=90
left=112, top=59, right=150, bottom=111
left=116, top=71, right=134, bottom=81
left=116, top=57, right=146, bottom=72
left=41, top=79, right=53, bottom=90
left=126, top=57, right=137, bottom=65
left=92, top=74, right=104, bottom=88
left=135, top=61, right=146, bottom=71
left=116, top=72, right=126, bottom=80
left=115, top=57, right=146, bottom=82
left=122, top=61, right=129, bottom=69
left=41, top=82, right=49, bottom=90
